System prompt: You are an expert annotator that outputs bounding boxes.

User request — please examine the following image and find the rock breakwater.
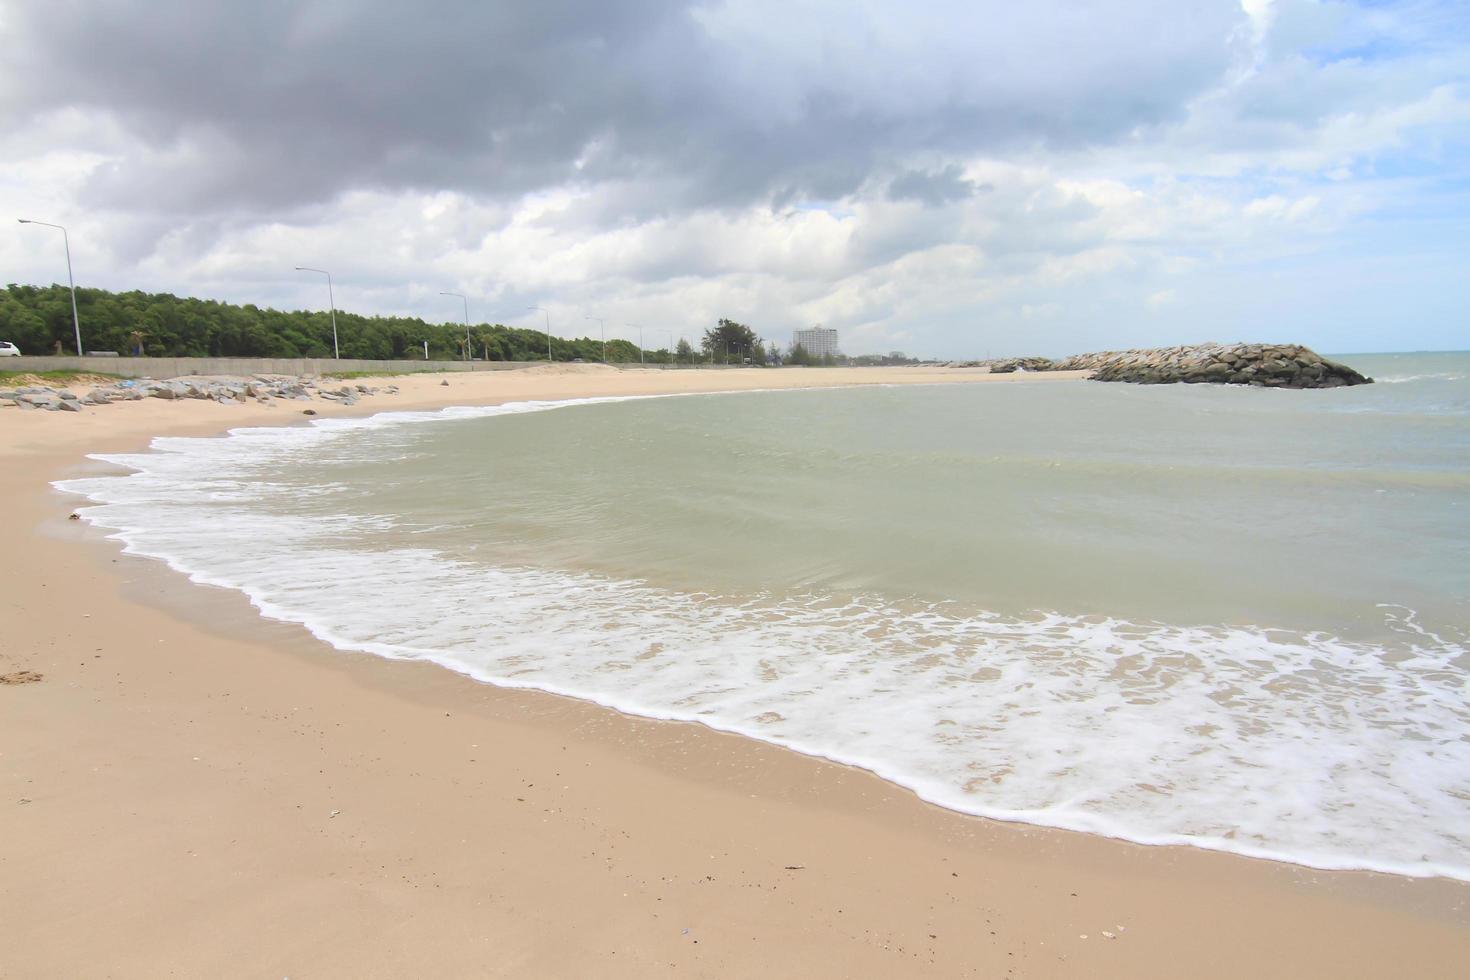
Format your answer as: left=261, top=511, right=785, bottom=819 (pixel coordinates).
left=985, top=357, right=1057, bottom=374
left=956, top=344, right=1372, bottom=388
left=0, top=374, right=400, bottom=412
left=1055, top=343, right=1371, bottom=388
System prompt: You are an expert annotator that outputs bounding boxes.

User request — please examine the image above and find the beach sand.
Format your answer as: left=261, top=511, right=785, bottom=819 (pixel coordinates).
left=2, top=364, right=1467, bottom=978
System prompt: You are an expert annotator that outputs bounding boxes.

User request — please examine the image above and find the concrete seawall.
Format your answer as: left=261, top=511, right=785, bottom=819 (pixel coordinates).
left=3, top=355, right=693, bottom=378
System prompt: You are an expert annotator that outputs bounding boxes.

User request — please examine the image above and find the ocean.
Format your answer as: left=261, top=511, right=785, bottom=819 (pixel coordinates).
left=59, top=352, right=1470, bottom=879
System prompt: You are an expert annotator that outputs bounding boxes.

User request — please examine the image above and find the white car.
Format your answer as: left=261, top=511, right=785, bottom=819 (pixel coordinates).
left=0, top=341, right=20, bottom=357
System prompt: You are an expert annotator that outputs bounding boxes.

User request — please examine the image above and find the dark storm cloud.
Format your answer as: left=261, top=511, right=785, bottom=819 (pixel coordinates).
left=0, top=0, right=1249, bottom=217
left=887, top=165, right=981, bottom=206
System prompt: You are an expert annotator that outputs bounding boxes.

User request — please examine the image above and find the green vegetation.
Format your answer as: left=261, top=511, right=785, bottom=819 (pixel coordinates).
left=0, top=369, right=123, bottom=387
left=1, top=283, right=914, bottom=367
left=701, top=318, right=770, bottom=365
left=1, top=283, right=682, bottom=363
left=785, top=342, right=817, bottom=366
left=781, top=343, right=843, bottom=366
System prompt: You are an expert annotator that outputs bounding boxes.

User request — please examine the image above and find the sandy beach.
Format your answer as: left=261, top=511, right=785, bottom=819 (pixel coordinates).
left=3, top=364, right=1467, bottom=979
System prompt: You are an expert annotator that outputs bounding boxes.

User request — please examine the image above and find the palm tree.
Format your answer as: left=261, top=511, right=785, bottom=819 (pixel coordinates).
left=127, top=329, right=148, bottom=356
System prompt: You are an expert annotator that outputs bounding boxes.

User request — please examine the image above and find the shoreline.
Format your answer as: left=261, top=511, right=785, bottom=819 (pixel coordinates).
left=57, top=387, right=1470, bottom=884
left=4, top=365, right=1468, bottom=978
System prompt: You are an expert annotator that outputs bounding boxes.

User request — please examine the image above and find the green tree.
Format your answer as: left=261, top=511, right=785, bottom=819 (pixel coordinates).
left=702, top=318, right=757, bottom=364
left=606, top=338, right=640, bottom=363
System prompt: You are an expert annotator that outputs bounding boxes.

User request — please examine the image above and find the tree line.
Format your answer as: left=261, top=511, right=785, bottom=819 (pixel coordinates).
left=1, top=283, right=683, bottom=363
left=2, top=283, right=917, bottom=366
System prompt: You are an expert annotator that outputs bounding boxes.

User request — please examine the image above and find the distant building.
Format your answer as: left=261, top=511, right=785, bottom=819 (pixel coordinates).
left=792, top=326, right=840, bottom=359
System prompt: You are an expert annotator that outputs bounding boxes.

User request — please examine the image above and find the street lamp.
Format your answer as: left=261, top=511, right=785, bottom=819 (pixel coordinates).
left=528, top=307, right=553, bottom=362
left=584, top=314, right=606, bottom=363
left=625, top=322, right=644, bottom=365
left=441, top=291, right=470, bottom=362
left=646, top=327, right=674, bottom=367
left=295, top=266, right=339, bottom=358
left=18, top=219, right=82, bottom=356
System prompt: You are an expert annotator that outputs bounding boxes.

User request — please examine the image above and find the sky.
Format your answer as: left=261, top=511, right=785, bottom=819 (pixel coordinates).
left=1, top=0, right=1466, bottom=358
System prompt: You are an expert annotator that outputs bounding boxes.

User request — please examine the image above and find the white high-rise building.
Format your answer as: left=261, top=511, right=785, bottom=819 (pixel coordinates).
left=792, top=326, right=840, bottom=359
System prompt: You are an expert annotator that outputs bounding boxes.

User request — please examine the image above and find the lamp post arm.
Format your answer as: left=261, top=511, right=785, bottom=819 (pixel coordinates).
left=529, top=307, right=552, bottom=361
left=326, top=273, right=338, bottom=359
left=296, top=266, right=339, bottom=358
left=18, top=219, right=83, bottom=355
left=61, top=226, right=82, bottom=356
left=443, top=292, right=470, bottom=361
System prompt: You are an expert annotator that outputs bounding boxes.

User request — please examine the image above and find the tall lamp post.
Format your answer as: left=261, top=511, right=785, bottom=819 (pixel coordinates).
left=18, top=219, right=83, bottom=356
left=625, top=322, right=644, bottom=365
left=441, top=291, right=471, bottom=361
left=528, top=307, right=553, bottom=362
left=584, top=314, right=606, bottom=363
left=295, top=266, right=339, bottom=358
left=645, top=327, right=674, bottom=367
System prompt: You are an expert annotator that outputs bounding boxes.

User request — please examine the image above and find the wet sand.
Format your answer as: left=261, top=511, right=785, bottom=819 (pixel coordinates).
left=2, top=364, right=1467, bottom=978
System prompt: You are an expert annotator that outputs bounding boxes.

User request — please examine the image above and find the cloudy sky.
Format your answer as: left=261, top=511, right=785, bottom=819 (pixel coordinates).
left=2, top=0, right=1466, bottom=357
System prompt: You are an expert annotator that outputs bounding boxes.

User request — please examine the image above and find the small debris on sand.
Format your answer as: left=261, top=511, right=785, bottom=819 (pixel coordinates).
left=1, top=671, right=44, bottom=685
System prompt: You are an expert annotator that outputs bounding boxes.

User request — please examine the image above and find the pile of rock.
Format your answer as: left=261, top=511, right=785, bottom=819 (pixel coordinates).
left=986, top=357, right=1057, bottom=374
left=1, top=374, right=401, bottom=412
left=3, top=388, right=89, bottom=411
left=945, top=343, right=1371, bottom=389
left=1053, top=343, right=1372, bottom=388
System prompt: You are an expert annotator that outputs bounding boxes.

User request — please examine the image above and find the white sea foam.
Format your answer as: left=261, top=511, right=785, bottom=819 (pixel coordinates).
left=1375, top=373, right=1467, bottom=384
left=56, top=396, right=1470, bottom=880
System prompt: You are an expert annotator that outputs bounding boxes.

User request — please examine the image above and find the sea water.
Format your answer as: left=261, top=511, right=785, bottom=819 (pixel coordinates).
left=58, top=352, right=1470, bottom=878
